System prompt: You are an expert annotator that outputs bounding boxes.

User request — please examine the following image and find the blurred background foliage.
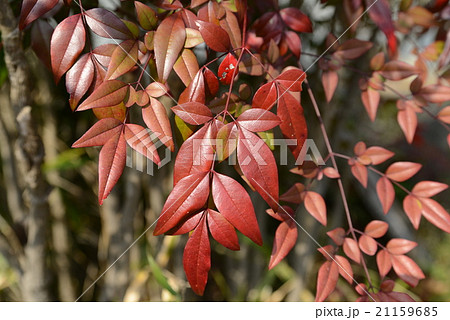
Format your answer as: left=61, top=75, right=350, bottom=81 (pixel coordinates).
left=0, top=0, right=449, bottom=301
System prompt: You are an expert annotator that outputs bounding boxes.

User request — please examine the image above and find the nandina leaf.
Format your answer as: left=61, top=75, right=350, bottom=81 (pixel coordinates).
left=218, top=53, right=238, bottom=85
left=237, top=109, right=280, bottom=132
left=173, top=123, right=215, bottom=185
left=203, top=67, right=219, bottom=98
left=252, top=81, right=277, bottom=110
left=354, top=141, right=367, bottom=156
left=421, top=198, right=450, bottom=233
left=219, top=9, right=242, bottom=49
left=391, top=254, right=425, bottom=287
left=153, top=172, right=210, bottom=235
left=412, top=181, right=448, bottom=198
left=66, top=53, right=95, bottom=111
left=134, top=90, right=150, bottom=107
left=142, top=97, right=174, bottom=151
left=279, top=183, right=305, bottom=204
left=172, top=102, right=213, bottom=125
left=169, top=211, right=203, bottom=235
left=207, top=209, right=239, bottom=251
left=154, top=14, right=186, bottom=82
left=216, top=122, right=238, bottom=162
left=304, top=191, right=327, bottom=226
left=50, top=14, right=85, bottom=83
left=105, top=40, right=139, bottom=80
left=343, top=237, right=361, bottom=264
left=365, top=0, right=397, bottom=56
left=197, top=1, right=223, bottom=24
left=315, top=261, right=339, bottom=302
left=418, top=84, right=450, bottom=104
left=279, top=7, right=312, bottom=33
left=364, top=146, right=394, bottom=165
left=31, top=19, right=53, bottom=70
left=403, top=195, right=422, bottom=229
left=266, top=206, right=295, bottom=222
left=185, top=28, right=204, bottom=48
left=92, top=43, right=117, bottom=68
left=438, top=106, right=450, bottom=124
left=195, top=20, right=231, bottom=52
left=85, top=8, right=133, bottom=40
left=327, top=227, right=346, bottom=246
left=135, top=1, right=157, bottom=31
left=361, top=88, right=380, bottom=122
left=365, top=220, right=389, bottom=238
left=191, top=0, right=209, bottom=8
left=179, top=69, right=206, bottom=104
left=385, top=292, right=415, bottom=302
left=284, top=31, right=301, bottom=58
left=323, top=167, right=340, bottom=179
left=397, top=100, right=418, bottom=144
left=377, top=249, right=392, bottom=278
left=322, top=70, right=338, bottom=103
left=268, top=219, right=298, bottom=269
left=239, top=54, right=264, bottom=76
left=334, top=39, right=373, bottom=60
left=98, top=130, right=127, bottom=205
left=318, top=245, right=335, bottom=261
left=351, top=162, right=368, bottom=188
left=20, top=0, right=59, bottom=30
left=380, top=61, right=418, bottom=80
left=237, top=128, right=279, bottom=210
left=72, top=118, right=123, bottom=148
left=358, top=234, right=377, bottom=256
left=93, top=103, right=127, bottom=122
left=335, top=255, right=353, bottom=285
left=124, top=124, right=160, bottom=164
left=277, top=92, right=307, bottom=160
left=212, top=172, right=262, bottom=245
left=174, top=49, right=200, bottom=87
left=275, top=69, right=306, bottom=93
left=77, top=80, right=129, bottom=111
left=183, top=215, right=211, bottom=295
left=376, top=177, right=395, bottom=214
left=385, top=162, right=422, bottom=182
left=145, top=82, right=168, bottom=98
left=386, top=238, right=417, bottom=255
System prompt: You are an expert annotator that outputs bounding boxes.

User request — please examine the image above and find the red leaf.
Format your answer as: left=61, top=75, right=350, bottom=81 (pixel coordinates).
left=93, top=103, right=126, bottom=122
left=142, top=97, right=174, bottom=151
left=269, top=220, right=298, bottom=269
left=275, top=69, right=306, bottom=93
left=279, top=183, right=305, bottom=204
left=207, top=209, right=239, bottom=251
left=335, top=255, right=353, bottom=285
left=437, top=106, right=450, bottom=124
left=183, top=215, right=211, bottom=295
left=77, top=80, right=129, bottom=111
left=376, top=177, right=395, bottom=214
left=318, top=245, right=335, bottom=260
left=172, top=102, right=213, bottom=126
left=365, top=220, right=389, bottom=238
left=66, top=53, right=95, bottom=111
left=219, top=9, right=242, bottom=50
left=203, top=67, right=219, bottom=98
left=421, top=198, right=450, bottom=233
left=135, top=1, right=157, bottom=31
left=304, top=191, right=327, bottom=226
left=237, top=109, right=280, bottom=132
left=343, top=237, right=361, bottom=264
left=98, top=130, right=127, bottom=204
left=385, top=291, right=415, bottom=302
left=72, top=118, right=123, bottom=148
left=403, top=195, right=422, bottom=229
left=277, top=92, right=307, bottom=160
left=173, top=123, right=215, bottom=185
left=397, top=100, right=418, bottom=144
left=237, top=128, right=279, bottom=210
left=153, top=172, right=210, bottom=235
left=31, top=19, right=53, bottom=70
left=386, top=238, right=418, bottom=255
left=322, top=70, right=338, bottom=103
left=364, top=146, right=394, bottom=165
left=334, top=39, right=373, bottom=60
left=154, top=14, right=186, bottom=82
left=124, top=124, right=160, bottom=164
left=20, top=0, right=59, bottom=30
left=168, top=211, right=203, bottom=235
left=327, top=227, right=346, bottom=246
left=365, top=0, right=397, bottom=56
left=105, top=40, right=139, bottom=80
left=92, top=43, right=116, bottom=69
left=315, top=261, right=339, bottom=302
left=50, top=14, right=85, bottom=83
left=385, top=162, right=422, bottom=182
left=216, top=122, right=238, bottom=162
left=252, top=81, right=277, bottom=110
left=212, top=172, right=262, bottom=245
left=418, top=84, right=450, bottom=104
left=179, top=69, right=206, bottom=104
left=218, top=53, right=238, bottom=85
left=391, top=254, right=425, bottom=287
left=279, top=7, right=312, bottom=33
left=323, top=167, right=340, bottom=179
left=358, top=234, right=378, bottom=256
left=195, top=20, right=231, bottom=52
left=412, top=181, right=448, bottom=198
left=174, top=49, right=200, bottom=87
left=284, top=31, right=301, bottom=58
left=351, top=162, right=368, bottom=188
left=146, top=82, right=169, bottom=98
left=376, top=249, right=392, bottom=278
left=85, top=8, right=133, bottom=40
left=361, top=88, right=380, bottom=122
left=380, top=61, right=418, bottom=80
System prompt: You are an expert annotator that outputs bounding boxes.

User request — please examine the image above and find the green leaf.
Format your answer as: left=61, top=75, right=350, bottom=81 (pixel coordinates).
left=147, top=253, right=181, bottom=299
